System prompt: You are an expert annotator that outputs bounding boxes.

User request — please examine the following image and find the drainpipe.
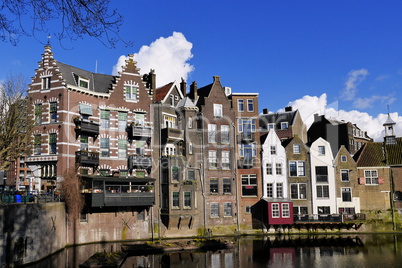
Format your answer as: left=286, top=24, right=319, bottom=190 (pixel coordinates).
left=232, top=122, right=240, bottom=234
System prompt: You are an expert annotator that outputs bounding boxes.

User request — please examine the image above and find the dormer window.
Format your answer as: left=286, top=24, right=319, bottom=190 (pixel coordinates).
left=281, top=122, right=288, bottom=129
left=268, top=123, right=275, bottom=131
left=79, top=77, right=89, bottom=89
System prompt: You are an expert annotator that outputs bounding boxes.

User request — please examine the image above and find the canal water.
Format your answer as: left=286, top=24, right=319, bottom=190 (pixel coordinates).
left=25, top=234, right=402, bottom=267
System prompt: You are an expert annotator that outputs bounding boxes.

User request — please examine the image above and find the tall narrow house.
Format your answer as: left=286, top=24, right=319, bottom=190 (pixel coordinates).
left=230, top=92, right=262, bottom=231
left=191, top=76, right=238, bottom=235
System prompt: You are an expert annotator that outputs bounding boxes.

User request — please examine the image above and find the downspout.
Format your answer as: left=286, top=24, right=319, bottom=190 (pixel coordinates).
left=158, top=101, right=162, bottom=239
left=232, top=122, right=240, bottom=233
left=199, top=112, right=207, bottom=234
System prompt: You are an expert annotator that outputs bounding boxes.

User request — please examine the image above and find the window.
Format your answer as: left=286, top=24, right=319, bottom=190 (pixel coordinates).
left=239, top=143, right=257, bottom=158
left=223, top=178, right=231, bottom=194
left=170, top=95, right=174, bottom=106
left=120, top=170, right=128, bottom=177
left=289, top=161, right=305, bottom=176
left=317, top=185, right=329, bottom=198
left=341, top=170, right=350, bottom=182
left=100, top=138, right=110, bottom=157
left=79, top=77, right=89, bottom=89
left=135, top=140, right=145, bottom=156
left=188, top=117, right=193, bottom=128
left=238, top=119, right=256, bottom=135
left=172, top=192, right=179, bottom=208
left=238, top=99, right=244, bottom=112
left=276, top=183, right=283, bottom=198
left=293, top=144, right=300, bottom=154
left=365, top=170, right=379, bottom=185
left=276, top=163, right=282, bottom=175
left=293, top=206, right=308, bottom=215
left=80, top=135, right=89, bottom=151
left=342, top=188, right=352, bottom=202
left=100, top=110, right=110, bottom=128
left=282, top=203, right=290, bottom=218
left=210, top=203, right=219, bottom=218
left=316, top=166, right=328, bottom=182
left=49, top=133, right=57, bottom=154
left=266, top=163, right=272, bottom=175
left=281, top=122, right=288, bottom=129
left=222, top=151, right=230, bottom=169
left=214, top=103, right=223, bottom=117
left=34, top=135, right=41, bottom=155
left=34, top=104, right=42, bottom=124
left=270, top=145, right=276, bottom=155
left=267, top=183, right=273, bottom=198
left=210, top=178, right=218, bottom=194
left=245, top=206, right=252, bottom=213
left=42, top=77, right=51, bottom=89
left=318, top=206, right=330, bottom=214
left=341, top=155, right=347, bottom=162
left=171, top=166, right=180, bottom=181
left=125, top=85, right=138, bottom=100
left=290, top=183, right=307, bottom=199
left=118, top=139, right=127, bottom=158
left=221, top=125, right=230, bottom=144
left=188, top=170, right=195, bottom=181
left=247, top=99, right=254, bottom=112
left=118, top=112, right=127, bottom=131
left=268, top=123, right=275, bottom=131
left=318, top=145, right=325, bottom=155
left=208, top=124, right=217, bottom=143
left=189, top=143, right=193, bottom=154
left=49, top=102, right=57, bottom=123
left=184, top=191, right=191, bottom=208
left=339, top=207, right=355, bottom=215
left=272, top=203, right=279, bottom=218
left=135, top=113, right=145, bottom=127
left=209, top=150, right=218, bottom=169
left=241, top=174, right=257, bottom=196
left=223, top=203, right=232, bottom=217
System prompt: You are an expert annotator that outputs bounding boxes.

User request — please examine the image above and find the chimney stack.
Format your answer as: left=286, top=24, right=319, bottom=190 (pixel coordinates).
left=263, top=108, right=269, bottom=114
left=180, top=78, right=187, bottom=97
left=190, top=81, right=198, bottom=101
left=285, top=106, right=292, bottom=112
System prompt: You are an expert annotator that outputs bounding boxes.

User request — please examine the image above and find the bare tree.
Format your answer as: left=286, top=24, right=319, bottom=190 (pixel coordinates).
left=0, top=0, right=130, bottom=47
left=59, top=168, right=84, bottom=221
left=0, top=73, right=32, bottom=170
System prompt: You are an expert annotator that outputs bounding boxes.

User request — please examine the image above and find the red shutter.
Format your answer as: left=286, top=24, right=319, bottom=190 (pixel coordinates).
left=358, top=177, right=366, bottom=185
left=378, top=177, right=385, bottom=184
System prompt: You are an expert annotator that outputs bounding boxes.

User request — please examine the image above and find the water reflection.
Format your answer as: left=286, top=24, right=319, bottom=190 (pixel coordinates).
left=24, top=234, right=402, bottom=268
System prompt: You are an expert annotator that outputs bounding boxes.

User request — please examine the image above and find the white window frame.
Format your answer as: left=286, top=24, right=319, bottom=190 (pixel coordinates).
left=293, top=144, right=301, bottom=154
left=238, top=99, right=244, bottom=112
left=183, top=191, right=191, bottom=208
left=247, top=99, right=254, bottom=112
left=341, top=187, right=352, bottom=202
left=318, top=145, right=326, bottom=155
left=364, top=170, right=379, bottom=185
left=213, top=103, right=223, bottom=117
left=317, top=185, right=330, bottom=198
left=79, top=77, right=89, bottom=89
left=210, top=202, right=219, bottom=218
left=272, top=203, right=280, bottom=218
left=223, top=202, right=232, bottom=217
left=221, top=151, right=230, bottom=169
left=208, top=124, right=217, bottom=143
left=281, top=122, right=288, bottom=129
left=341, top=169, right=350, bottom=182
left=209, top=150, right=218, bottom=169
left=290, top=183, right=307, bottom=200
left=282, top=203, right=290, bottom=218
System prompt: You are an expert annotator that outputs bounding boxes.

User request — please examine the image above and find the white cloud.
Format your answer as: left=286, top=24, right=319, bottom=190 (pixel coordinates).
left=112, top=32, right=194, bottom=87
left=375, top=74, right=390, bottom=81
left=341, top=69, right=369, bottom=101
left=353, top=95, right=396, bottom=109
left=286, top=93, right=402, bottom=142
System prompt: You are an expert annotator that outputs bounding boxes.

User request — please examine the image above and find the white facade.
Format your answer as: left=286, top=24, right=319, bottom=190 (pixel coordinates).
left=310, top=138, right=337, bottom=215
left=261, top=130, right=288, bottom=199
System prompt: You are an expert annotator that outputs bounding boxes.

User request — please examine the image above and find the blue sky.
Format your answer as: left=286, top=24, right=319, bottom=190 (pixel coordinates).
left=1, top=0, right=402, bottom=140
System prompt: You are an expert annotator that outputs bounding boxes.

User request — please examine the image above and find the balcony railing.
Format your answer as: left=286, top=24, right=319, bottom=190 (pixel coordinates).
left=75, top=151, right=99, bottom=166
left=293, top=214, right=367, bottom=223
left=238, top=158, right=256, bottom=169
left=86, top=192, right=155, bottom=207
left=238, top=132, right=255, bottom=142
left=74, top=118, right=100, bottom=135
left=128, top=155, right=152, bottom=170
left=161, top=127, right=183, bottom=142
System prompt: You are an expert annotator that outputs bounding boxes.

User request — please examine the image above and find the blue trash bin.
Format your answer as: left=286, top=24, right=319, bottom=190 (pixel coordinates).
left=15, top=194, right=21, bottom=203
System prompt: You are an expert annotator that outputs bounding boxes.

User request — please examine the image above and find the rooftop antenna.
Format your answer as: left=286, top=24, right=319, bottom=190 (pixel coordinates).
left=95, top=60, right=98, bottom=73
left=47, top=34, right=51, bottom=45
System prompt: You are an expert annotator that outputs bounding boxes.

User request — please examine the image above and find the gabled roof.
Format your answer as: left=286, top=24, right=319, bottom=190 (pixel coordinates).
left=385, top=137, right=402, bottom=166
left=154, top=82, right=175, bottom=102
left=177, top=97, right=197, bottom=110
left=57, top=61, right=114, bottom=93
left=354, top=138, right=402, bottom=167
left=196, top=83, right=213, bottom=107
left=259, top=110, right=298, bottom=129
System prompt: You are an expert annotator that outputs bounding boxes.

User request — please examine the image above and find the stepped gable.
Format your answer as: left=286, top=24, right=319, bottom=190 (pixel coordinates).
left=57, top=61, right=114, bottom=93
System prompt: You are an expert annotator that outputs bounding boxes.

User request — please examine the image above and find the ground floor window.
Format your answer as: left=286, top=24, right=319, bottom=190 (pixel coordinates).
left=210, top=203, right=219, bottom=218
left=293, top=206, right=308, bottom=215
left=318, top=206, right=330, bottom=214
left=339, top=207, right=355, bottom=214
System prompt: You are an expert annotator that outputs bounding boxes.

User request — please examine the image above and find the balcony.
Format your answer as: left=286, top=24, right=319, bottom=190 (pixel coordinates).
left=161, top=127, right=183, bottom=142
left=82, top=176, right=155, bottom=207
left=238, top=132, right=255, bottom=142
left=238, top=157, right=256, bottom=169
left=128, top=155, right=152, bottom=170
left=75, top=151, right=99, bottom=166
left=74, top=118, right=100, bottom=136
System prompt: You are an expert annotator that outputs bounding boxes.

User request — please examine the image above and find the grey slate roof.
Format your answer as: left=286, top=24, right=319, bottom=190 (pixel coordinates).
left=57, top=61, right=115, bottom=93
left=259, top=110, right=297, bottom=130
left=177, top=97, right=197, bottom=109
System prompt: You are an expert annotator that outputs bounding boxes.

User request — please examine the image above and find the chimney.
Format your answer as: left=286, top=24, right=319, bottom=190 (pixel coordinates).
left=314, top=113, right=321, bottom=122
left=149, top=69, right=156, bottom=90
left=190, top=81, right=197, bottom=101
left=180, top=78, right=187, bottom=97
left=213, top=76, right=220, bottom=83
left=263, top=108, right=269, bottom=114
left=285, top=106, right=292, bottom=112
